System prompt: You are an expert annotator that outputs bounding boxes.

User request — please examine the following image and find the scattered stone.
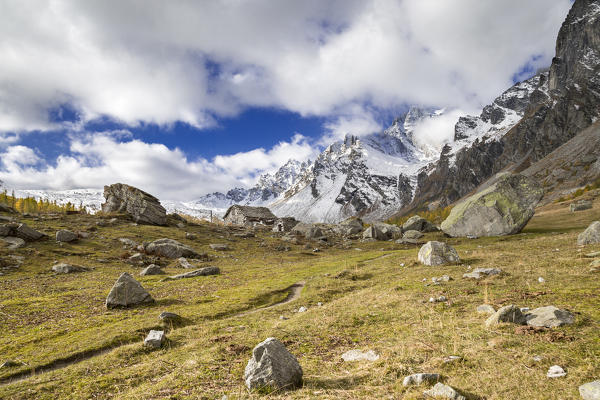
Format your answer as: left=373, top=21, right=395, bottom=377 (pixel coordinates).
left=532, top=355, right=543, bottom=363
left=292, top=223, right=323, bottom=240
left=525, top=306, right=575, bottom=328
left=101, top=183, right=167, bottom=225
left=56, top=230, right=78, bottom=243
left=362, top=225, right=388, bottom=241
left=165, top=266, right=220, bottom=280
left=106, top=272, right=154, bottom=308
left=234, top=232, right=255, bottom=238
left=418, top=241, right=460, bottom=266
left=429, top=296, right=447, bottom=303
left=210, top=243, right=230, bottom=251
left=580, top=381, right=600, bottom=400
left=403, top=230, right=424, bottom=240
left=431, top=275, right=452, bottom=283
left=477, top=304, right=496, bottom=315
left=145, top=238, right=201, bottom=259
left=159, top=311, right=181, bottom=322
left=485, top=305, right=526, bottom=328
left=402, top=373, right=441, bottom=386
left=538, top=276, right=546, bottom=283
left=127, top=253, right=146, bottom=265
left=298, top=306, right=307, bottom=313
left=279, top=315, right=289, bottom=320
left=118, top=238, right=137, bottom=248
left=176, top=257, right=194, bottom=269
left=140, top=264, right=165, bottom=276
left=1, top=237, right=25, bottom=249
left=441, top=173, right=543, bottom=238
left=341, top=349, right=379, bottom=362
left=547, top=365, right=567, bottom=378
left=570, top=200, right=592, bottom=212
left=185, top=232, right=197, bottom=240
left=373, top=223, right=403, bottom=239
left=144, top=330, right=165, bottom=349
left=403, top=216, right=437, bottom=233
left=578, top=221, right=600, bottom=246
left=443, top=356, right=462, bottom=364
left=590, top=259, right=600, bottom=272
left=463, top=267, right=502, bottom=280
left=244, top=337, right=303, bottom=391
left=423, top=382, right=466, bottom=400
left=0, top=223, right=47, bottom=241
left=52, top=263, right=89, bottom=274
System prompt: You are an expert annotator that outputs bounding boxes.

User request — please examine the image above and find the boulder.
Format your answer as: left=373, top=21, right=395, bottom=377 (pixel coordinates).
left=477, top=304, right=496, bottom=315
left=159, top=311, right=182, bottom=323
left=374, top=223, right=403, bottom=239
left=0, top=204, right=16, bottom=213
left=403, top=216, right=437, bottom=233
left=144, top=330, right=165, bottom=349
left=403, top=373, right=441, bottom=387
left=52, top=263, right=89, bottom=273
left=101, top=183, right=166, bottom=225
left=209, top=243, right=230, bottom=251
left=403, top=230, right=424, bottom=240
left=1, top=237, right=25, bottom=249
left=525, top=306, right=574, bottom=328
left=423, top=382, right=466, bottom=400
left=106, top=272, right=154, bottom=308
left=580, top=381, right=600, bottom=400
left=547, top=365, right=567, bottom=378
left=118, top=238, right=137, bottom=248
left=485, top=305, right=526, bottom=327
left=578, top=221, right=600, bottom=245
left=291, top=223, right=323, bottom=239
left=341, top=349, right=379, bottom=362
left=244, top=337, right=303, bottom=391
left=175, top=257, right=194, bottom=269
left=165, top=266, right=220, bottom=280
left=145, top=238, right=201, bottom=259
left=362, top=225, right=388, bottom=241
left=140, top=264, right=165, bottom=276
left=463, top=267, right=502, bottom=280
left=337, top=218, right=364, bottom=235
left=0, top=223, right=46, bottom=241
left=56, top=230, right=78, bottom=243
left=571, top=200, right=593, bottom=212
left=441, top=173, right=543, bottom=238
left=418, top=241, right=460, bottom=266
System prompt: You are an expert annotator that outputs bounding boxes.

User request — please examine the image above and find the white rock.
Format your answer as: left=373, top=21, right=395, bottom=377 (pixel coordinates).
left=402, top=373, right=441, bottom=386
left=144, top=330, right=165, bottom=348
left=538, top=277, right=546, bottom=283
left=547, top=365, right=567, bottom=378
left=579, top=380, right=600, bottom=400
left=298, top=306, right=307, bottom=313
left=341, top=349, right=379, bottom=362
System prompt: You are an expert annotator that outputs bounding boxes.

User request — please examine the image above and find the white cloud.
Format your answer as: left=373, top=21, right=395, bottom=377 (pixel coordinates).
left=322, top=105, right=382, bottom=144
left=410, top=109, right=466, bottom=152
left=0, top=132, right=317, bottom=200
left=0, top=0, right=572, bottom=133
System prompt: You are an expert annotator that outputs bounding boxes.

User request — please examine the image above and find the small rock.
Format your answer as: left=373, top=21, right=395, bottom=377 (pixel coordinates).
left=579, top=380, right=600, bottom=400
left=418, top=241, right=460, bottom=266
left=118, top=238, right=137, bottom=248
left=584, top=251, right=600, bottom=258
left=476, top=304, right=496, bottom=315
left=423, top=382, right=466, bottom=400
left=463, top=267, right=502, bottom=280
left=140, top=264, right=165, bottom=276
left=432, top=275, right=452, bottom=283
left=185, top=232, right=197, bottom=240
left=298, top=306, right=307, bottom=313
left=1, top=237, right=25, bottom=249
left=402, top=373, right=441, bottom=386
left=52, top=263, right=89, bottom=274
left=403, top=230, right=424, bottom=240
left=485, top=305, right=526, bottom=327
left=244, top=337, right=303, bottom=390
left=279, top=315, right=289, bottom=320
left=317, top=302, right=323, bottom=307
left=443, top=356, right=462, bottom=364
left=210, top=243, right=230, bottom=251
left=341, top=349, right=379, bottom=362
left=578, top=221, right=600, bottom=246
left=547, top=365, right=566, bottom=378
left=56, top=230, right=78, bottom=243
left=176, top=257, right=194, bottom=269
left=144, top=330, right=165, bottom=349
left=159, top=311, right=181, bottom=322
left=145, top=238, right=201, bottom=259
left=532, top=355, right=543, bottom=362
left=525, top=306, right=574, bottom=328
left=164, top=266, right=220, bottom=280
left=538, top=277, right=546, bottom=283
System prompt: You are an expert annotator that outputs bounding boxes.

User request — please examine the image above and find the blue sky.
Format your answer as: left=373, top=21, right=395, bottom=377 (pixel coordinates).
left=0, top=0, right=573, bottom=200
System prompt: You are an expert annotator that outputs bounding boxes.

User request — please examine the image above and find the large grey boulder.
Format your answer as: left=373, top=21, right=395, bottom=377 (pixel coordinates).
left=145, top=238, right=201, bottom=259
left=244, top=337, right=303, bottom=391
left=403, top=216, right=437, bottom=233
left=56, top=230, right=78, bottom=243
left=374, top=223, right=403, bottom=239
left=423, top=382, right=466, bottom=400
left=0, top=223, right=46, bottom=241
left=106, top=272, right=154, bottom=308
left=578, top=221, right=600, bottom=245
left=101, top=183, right=166, bottom=225
left=362, top=225, right=388, bottom=241
left=403, top=230, right=424, bottom=240
left=525, top=306, right=575, bottom=328
left=337, top=218, right=364, bottom=235
left=580, top=381, right=600, bottom=400
left=418, top=241, right=460, bottom=266
left=52, top=263, right=89, bottom=273
left=291, top=223, right=323, bottom=239
left=441, top=173, right=543, bottom=238
left=485, top=305, right=526, bottom=328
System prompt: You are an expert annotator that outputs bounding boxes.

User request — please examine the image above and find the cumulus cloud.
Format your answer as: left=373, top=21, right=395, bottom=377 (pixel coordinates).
left=410, top=109, right=468, bottom=153
left=0, top=0, right=572, bottom=133
left=0, top=132, right=317, bottom=200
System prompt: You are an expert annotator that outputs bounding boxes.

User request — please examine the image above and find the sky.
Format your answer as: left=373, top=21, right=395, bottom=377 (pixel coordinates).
left=0, top=0, right=573, bottom=200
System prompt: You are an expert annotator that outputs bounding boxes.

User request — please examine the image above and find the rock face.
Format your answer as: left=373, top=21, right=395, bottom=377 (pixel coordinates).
left=145, top=238, right=201, bottom=258
left=525, top=306, right=575, bottom=328
left=403, top=216, right=437, bottom=233
left=578, top=221, right=600, bottom=245
left=56, top=230, right=78, bottom=242
left=101, top=183, right=167, bottom=226
left=52, top=263, right=88, bottom=273
left=580, top=380, right=600, bottom=400
left=418, top=241, right=460, bottom=266
left=441, top=173, right=543, bottom=238
left=485, top=305, right=526, bottom=327
left=244, top=337, right=303, bottom=391
left=106, top=272, right=154, bottom=308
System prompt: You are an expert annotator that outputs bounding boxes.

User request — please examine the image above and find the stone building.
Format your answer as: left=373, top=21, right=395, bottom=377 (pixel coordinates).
left=223, top=205, right=276, bottom=227
left=272, top=217, right=298, bottom=232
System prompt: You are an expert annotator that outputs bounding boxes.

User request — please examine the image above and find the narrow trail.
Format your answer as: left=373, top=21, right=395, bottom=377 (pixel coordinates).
left=0, top=280, right=306, bottom=386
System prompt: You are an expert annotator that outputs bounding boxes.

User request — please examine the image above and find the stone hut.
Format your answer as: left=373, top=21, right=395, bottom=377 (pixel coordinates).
left=223, top=205, right=277, bottom=227
left=273, top=217, right=298, bottom=233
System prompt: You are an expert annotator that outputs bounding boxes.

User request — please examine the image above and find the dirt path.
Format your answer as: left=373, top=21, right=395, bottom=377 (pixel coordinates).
left=234, top=281, right=305, bottom=318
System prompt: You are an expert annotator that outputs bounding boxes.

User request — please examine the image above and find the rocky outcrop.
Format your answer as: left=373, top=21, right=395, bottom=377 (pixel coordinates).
left=101, top=183, right=166, bottom=226
left=244, top=337, right=303, bottom=391
left=106, top=272, right=154, bottom=308
left=441, top=173, right=543, bottom=237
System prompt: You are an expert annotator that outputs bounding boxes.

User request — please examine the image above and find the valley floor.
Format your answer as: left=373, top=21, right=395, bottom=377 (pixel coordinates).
left=0, top=198, right=599, bottom=399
